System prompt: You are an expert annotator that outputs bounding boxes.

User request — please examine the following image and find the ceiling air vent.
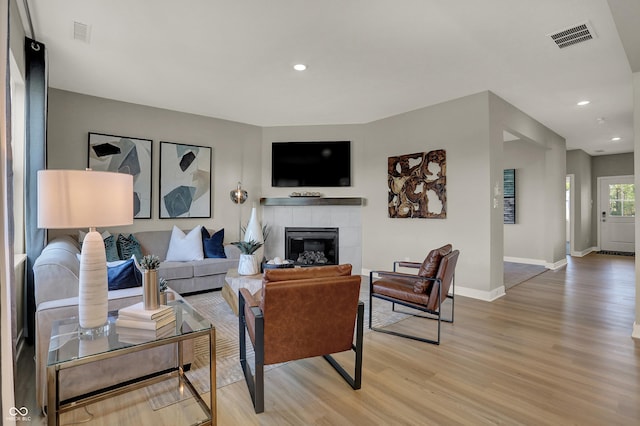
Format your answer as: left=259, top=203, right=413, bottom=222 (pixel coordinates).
left=73, top=21, right=91, bottom=43
left=548, top=21, right=596, bottom=49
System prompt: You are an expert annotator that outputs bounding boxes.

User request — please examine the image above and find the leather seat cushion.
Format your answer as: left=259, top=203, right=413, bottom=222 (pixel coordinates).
left=373, top=278, right=430, bottom=305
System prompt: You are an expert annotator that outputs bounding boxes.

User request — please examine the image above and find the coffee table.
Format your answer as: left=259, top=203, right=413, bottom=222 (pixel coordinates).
left=222, top=269, right=263, bottom=315
left=46, top=299, right=216, bottom=425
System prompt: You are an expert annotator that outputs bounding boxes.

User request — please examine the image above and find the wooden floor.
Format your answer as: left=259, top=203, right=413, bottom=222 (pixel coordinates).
left=18, top=254, right=640, bottom=425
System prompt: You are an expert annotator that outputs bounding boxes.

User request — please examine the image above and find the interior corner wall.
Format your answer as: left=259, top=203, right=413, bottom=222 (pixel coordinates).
left=503, top=140, right=546, bottom=261
left=363, top=92, right=493, bottom=299
left=566, top=149, right=594, bottom=253
left=590, top=152, right=634, bottom=245
left=46, top=89, right=262, bottom=241
left=488, top=92, right=566, bottom=268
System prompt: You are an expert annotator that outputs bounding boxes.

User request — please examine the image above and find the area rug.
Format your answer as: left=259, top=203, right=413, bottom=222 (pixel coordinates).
left=597, top=250, right=635, bottom=256
left=145, top=280, right=410, bottom=410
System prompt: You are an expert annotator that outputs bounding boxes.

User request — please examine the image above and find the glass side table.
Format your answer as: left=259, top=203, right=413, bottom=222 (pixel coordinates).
left=46, top=299, right=216, bottom=425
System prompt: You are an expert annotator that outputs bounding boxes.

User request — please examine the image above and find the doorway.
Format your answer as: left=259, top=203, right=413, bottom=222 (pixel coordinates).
left=566, top=175, right=574, bottom=256
left=598, top=175, right=635, bottom=253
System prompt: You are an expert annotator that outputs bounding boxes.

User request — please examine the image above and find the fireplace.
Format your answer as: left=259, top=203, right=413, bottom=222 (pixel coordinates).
left=285, top=227, right=339, bottom=266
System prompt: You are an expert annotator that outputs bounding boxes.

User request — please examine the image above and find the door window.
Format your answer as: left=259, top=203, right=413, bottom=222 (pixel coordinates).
left=609, top=184, right=635, bottom=217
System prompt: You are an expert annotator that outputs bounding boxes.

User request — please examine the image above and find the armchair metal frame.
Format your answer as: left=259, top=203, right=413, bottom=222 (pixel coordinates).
left=239, top=293, right=364, bottom=413
left=368, top=251, right=458, bottom=345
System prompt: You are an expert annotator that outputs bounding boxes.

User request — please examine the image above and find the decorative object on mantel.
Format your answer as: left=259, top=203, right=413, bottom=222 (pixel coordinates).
left=232, top=240, right=264, bottom=275
left=243, top=207, right=264, bottom=261
left=388, top=150, right=446, bottom=219
left=37, top=169, right=133, bottom=333
left=140, top=254, right=160, bottom=310
left=230, top=181, right=248, bottom=239
left=290, top=191, right=321, bottom=197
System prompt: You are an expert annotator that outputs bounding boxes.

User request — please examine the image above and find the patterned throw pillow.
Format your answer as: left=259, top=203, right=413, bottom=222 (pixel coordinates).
left=116, top=233, right=143, bottom=262
left=201, top=228, right=226, bottom=258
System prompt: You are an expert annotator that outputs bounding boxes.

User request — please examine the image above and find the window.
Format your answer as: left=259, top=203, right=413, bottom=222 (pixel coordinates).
left=608, top=183, right=635, bottom=217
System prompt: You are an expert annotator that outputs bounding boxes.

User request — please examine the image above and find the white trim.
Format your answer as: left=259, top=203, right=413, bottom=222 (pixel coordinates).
left=633, top=322, right=640, bottom=340
left=456, top=285, right=506, bottom=302
left=504, top=256, right=546, bottom=266
left=570, top=247, right=597, bottom=257
left=545, top=258, right=568, bottom=270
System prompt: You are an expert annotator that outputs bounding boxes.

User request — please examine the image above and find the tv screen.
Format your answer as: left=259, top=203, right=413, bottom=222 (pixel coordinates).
left=272, top=141, right=351, bottom=187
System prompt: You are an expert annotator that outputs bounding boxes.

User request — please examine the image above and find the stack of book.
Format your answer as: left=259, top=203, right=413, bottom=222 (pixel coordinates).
left=116, top=302, right=176, bottom=344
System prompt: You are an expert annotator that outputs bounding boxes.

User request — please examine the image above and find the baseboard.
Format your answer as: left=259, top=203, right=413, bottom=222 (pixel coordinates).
left=455, top=285, right=505, bottom=302
left=504, top=257, right=546, bottom=266
left=545, top=258, right=567, bottom=270
left=570, top=247, right=597, bottom=257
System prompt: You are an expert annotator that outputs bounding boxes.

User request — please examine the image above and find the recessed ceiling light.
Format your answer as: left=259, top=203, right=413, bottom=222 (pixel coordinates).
left=293, top=64, right=307, bottom=71
left=611, top=137, right=622, bottom=141
left=577, top=100, right=590, bottom=106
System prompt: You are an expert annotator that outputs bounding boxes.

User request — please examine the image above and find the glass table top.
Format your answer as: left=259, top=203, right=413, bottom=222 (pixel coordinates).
left=48, top=299, right=212, bottom=366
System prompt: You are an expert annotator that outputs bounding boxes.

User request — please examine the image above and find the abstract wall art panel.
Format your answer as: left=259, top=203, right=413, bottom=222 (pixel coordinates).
left=88, top=132, right=153, bottom=219
left=388, top=149, right=446, bottom=219
left=159, top=141, right=211, bottom=218
left=504, top=168, right=516, bottom=224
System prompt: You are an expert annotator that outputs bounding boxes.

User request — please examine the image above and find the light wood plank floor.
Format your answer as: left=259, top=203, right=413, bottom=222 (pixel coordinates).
left=18, top=254, right=640, bottom=425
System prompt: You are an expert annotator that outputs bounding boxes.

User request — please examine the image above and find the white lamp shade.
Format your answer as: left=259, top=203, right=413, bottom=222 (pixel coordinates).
left=37, top=169, right=134, bottom=229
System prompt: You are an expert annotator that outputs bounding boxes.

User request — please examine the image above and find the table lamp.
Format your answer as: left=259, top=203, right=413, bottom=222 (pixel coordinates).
left=37, top=169, right=133, bottom=332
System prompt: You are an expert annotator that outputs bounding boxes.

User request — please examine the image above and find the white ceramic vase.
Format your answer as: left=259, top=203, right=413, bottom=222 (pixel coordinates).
left=244, top=207, right=264, bottom=261
left=238, top=254, right=259, bottom=275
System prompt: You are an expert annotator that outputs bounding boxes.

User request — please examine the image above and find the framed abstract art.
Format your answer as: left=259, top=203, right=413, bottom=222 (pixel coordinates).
left=88, top=132, right=153, bottom=219
left=159, top=141, right=212, bottom=218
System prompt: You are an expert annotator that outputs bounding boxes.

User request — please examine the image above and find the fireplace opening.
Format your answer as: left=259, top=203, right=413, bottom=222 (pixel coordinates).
left=285, top=227, right=339, bottom=266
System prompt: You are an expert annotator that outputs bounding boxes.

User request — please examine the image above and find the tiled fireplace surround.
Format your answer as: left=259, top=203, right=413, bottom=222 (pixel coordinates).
left=261, top=203, right=363, bottom=274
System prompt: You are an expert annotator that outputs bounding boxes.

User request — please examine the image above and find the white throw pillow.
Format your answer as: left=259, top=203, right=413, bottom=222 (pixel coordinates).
left=165, top=225, right=204, bottom=261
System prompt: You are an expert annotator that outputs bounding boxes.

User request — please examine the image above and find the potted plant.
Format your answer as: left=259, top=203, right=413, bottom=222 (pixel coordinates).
left=159, top=277, right=169, bottom=305
left=139, top=254, right=160, bottom=310
left=232, top=240, right=264, bottom=275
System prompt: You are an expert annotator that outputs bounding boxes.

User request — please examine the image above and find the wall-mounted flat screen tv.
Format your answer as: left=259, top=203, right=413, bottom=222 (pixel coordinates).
left=272, top=141, right=351, bottom=187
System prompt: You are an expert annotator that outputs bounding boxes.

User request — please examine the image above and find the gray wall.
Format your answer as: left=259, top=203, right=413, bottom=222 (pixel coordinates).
left=47, top=89, right=263, bottom=242
left=503, top=140, right=546, bottom=261
left=566, top=149, right=594, bottom=253
left=9, top=0, right=25, bottom=78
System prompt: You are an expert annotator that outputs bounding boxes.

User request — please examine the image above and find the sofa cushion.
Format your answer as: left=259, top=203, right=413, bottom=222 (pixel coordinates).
left=201, top=227, right=226, bottom=258
left=166, top=226, right=204, bottom=261
left=117, top=233, right=144, bottom=262
left=108, top=258, right=143, bottom=290
left=159, top=261, right=194, bottom=280
left=193, top=258, right=239, bottom=277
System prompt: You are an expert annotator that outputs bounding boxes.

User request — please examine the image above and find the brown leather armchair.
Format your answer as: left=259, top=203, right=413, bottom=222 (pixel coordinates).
left=369, top=245, right=459, bottom=344
left=239, top=264, right=364, bottom=413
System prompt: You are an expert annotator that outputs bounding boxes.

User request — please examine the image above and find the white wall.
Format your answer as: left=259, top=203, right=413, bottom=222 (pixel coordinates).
left=47, top=89, right=263, bottom=242
left=503, top=140, right=546, bottom=261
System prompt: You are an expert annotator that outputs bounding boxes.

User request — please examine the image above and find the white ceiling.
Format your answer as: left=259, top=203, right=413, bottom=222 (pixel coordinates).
left=24, top=0, right=637, bottom=155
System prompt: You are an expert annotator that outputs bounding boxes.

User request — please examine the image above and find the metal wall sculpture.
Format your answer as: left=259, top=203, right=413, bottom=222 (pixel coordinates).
left=388, top=149, right=446, bottom=219
left=159, top=141, right=212, bottom=218
left=88, top=132, right=152, bottom=219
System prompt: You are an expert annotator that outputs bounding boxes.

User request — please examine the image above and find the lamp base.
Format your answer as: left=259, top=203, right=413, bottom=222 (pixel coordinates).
left=79, top=229, right=109, bottom=329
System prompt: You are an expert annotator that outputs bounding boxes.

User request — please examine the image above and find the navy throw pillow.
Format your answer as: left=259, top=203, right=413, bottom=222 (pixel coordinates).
left=201, top=228, right=226, bottom=258
left=107, top=258, right=143, bottom=290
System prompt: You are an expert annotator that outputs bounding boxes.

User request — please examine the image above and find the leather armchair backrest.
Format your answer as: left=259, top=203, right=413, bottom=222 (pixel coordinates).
left=426, top=250, right=460, bottom=311
left=260, top=265, right=361, bottom=365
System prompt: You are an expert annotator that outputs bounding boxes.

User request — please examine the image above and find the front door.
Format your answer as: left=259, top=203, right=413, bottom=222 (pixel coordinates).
left=599, top=175, right=635, bottom=252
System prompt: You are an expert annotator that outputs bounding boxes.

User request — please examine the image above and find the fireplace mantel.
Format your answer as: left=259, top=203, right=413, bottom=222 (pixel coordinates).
left=260, top=197, right=364, bottom=206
